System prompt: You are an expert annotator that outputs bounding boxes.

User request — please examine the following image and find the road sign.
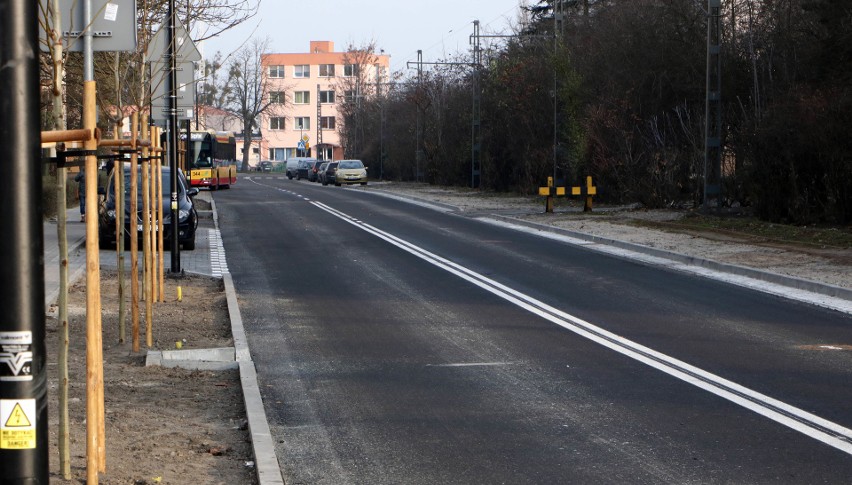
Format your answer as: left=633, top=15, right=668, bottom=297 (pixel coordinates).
left=147, top=20, right=202, bottom=62
left=150, top=61, right=196, bottom=107
left=297, top=140, right=306, bottom=150
left=150, top=60, right=196, bottom=125
left=39, top=0, right=138, bottom=52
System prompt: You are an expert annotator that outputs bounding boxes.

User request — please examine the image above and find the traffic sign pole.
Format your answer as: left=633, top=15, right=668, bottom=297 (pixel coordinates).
left=168, top=0, right=181, bottom=273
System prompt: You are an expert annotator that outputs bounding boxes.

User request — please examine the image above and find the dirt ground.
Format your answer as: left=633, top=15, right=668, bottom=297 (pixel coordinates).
left=46, top=270, right=257, bottom=484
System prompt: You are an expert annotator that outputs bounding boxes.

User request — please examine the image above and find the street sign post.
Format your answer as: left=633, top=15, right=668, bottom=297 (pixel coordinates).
left=147, top=20, right=202, bottom=62
left=38, top=0, right=137, bottom=52
left=150, top=61, right=196, bottom=126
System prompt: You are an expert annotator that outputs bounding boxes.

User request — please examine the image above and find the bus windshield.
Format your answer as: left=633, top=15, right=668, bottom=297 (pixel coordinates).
left=191, top=140, right=212, bottom=168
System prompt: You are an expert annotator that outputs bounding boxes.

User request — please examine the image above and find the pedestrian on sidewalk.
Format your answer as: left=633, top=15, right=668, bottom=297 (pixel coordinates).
left=74, top=170, right=85, bottom=222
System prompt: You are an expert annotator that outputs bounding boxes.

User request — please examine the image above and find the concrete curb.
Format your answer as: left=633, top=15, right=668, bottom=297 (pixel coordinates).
left=224, top=273, right=285, bottom=485
left=489, top=214, right=852, bottom=301
left=145, top=348, right=239, bottom=371
left=145, top=190, right=284, bottom=484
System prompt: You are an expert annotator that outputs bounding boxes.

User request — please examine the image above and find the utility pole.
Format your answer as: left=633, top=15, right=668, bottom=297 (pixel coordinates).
left=704, top=0, right=722, bottom=211
left=471, top=21, right=482, bottom=188
left=0, top=1, right=49, bottom=482
left=316, top=84, right=323, bottom=159
left=466, top=23, right=552, bottom=187
left=415, top=50, right=424, bottom=182
left=553, top=0, right=566, bottom=182
left=378, top=82, right=386, bottom=180
left=408, top=24, right=482, bottom=186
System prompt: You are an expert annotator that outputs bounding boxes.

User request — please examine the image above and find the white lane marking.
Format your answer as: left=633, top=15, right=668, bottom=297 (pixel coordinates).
left=427, top=362, right=516, bottom=367
left=311, top=200, right=852, bottom=456
left=482, top=218, right=852, bottom=316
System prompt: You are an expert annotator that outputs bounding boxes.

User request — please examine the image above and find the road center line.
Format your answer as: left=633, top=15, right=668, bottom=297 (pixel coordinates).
left=311, top=200, right=852, bottom=456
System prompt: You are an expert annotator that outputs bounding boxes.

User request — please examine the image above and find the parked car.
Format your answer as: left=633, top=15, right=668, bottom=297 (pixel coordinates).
left=320, top=161, right=339, bottom=186
left=98, top=163, right=199, bottom=250
left=286, top=157, right=317, bottom=179
left=334, top=159, right=368, bottom=186
left=258, top=160, right=273, bottom=172
left=296, top=158, right=319, bottom=180
left=307, top=160, right=324, bottom=182
left=316, top=162, right=329, bottom=184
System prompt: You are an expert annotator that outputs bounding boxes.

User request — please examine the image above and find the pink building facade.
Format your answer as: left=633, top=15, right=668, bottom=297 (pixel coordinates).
left=261, top=41, right=389, bottom=162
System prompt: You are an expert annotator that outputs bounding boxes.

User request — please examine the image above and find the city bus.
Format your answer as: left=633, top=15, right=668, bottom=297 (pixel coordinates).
left=184, top=130, right=238, bottom=190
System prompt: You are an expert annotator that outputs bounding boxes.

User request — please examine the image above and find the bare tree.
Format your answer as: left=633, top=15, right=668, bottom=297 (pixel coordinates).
left=219, top=38, right=282, bottom=172
left=335, top=41, right=384, bottom=159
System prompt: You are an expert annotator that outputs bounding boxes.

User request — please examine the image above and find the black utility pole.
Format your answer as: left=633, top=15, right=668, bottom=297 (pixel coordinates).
left=704, top=0, right=722, bottom=211
left=168, top=0, right=181, bottom=272
left=0, top=0, right=49, bottom=482
left=471, top=21, right=482, bottom=189
left=416, top=50, right=423, bottom=182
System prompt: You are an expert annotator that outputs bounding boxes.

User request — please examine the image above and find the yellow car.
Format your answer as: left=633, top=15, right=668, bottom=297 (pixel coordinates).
left=334, top=159, right=368, bottom=186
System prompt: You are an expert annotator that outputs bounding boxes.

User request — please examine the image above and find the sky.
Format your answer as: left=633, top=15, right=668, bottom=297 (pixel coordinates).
left=201, top=0, right=527, bottom=74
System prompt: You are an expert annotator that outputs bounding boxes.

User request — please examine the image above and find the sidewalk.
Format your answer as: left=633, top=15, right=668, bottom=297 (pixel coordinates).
left=43, top=194, right=218, bottom=313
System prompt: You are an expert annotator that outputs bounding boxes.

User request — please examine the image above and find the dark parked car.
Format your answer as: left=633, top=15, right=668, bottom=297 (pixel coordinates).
left=316, top=162, right=329, bottom=184
left=295, top=158, right=319, bottom=180
left=258, top=160, right=273, bottom=172
left=319, top=161, right=339, bottom=186
left=98, top=163, right=199, bottom=250
left=307, top=160, right=324, bottom=182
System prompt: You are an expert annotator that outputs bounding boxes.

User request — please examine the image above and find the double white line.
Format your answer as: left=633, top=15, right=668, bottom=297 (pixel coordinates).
left=313, top=200, right=852, bottom=456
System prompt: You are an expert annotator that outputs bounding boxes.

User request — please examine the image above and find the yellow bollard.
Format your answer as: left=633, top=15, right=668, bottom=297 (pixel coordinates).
left=177, top=286, right=182, bottom=302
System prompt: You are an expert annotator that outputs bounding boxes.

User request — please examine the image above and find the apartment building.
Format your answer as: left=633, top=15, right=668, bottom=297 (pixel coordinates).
left=261, top=41, right=390, bottom=162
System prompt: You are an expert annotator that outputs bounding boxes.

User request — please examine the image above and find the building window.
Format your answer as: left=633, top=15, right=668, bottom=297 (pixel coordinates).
left=375, top=65, right=388, bottom=82
left=294, top=65, right=310, bottom=78
left=320, top=116, right=336, bottom=130
left=294, top=117, right=310, bottom=130
left=319, top=90, right=335, bottom=104
left=294, top=91, right=310, bottom=104
left=271, top=148, right=287, bottom=160
left=270, top=117, right=285, bottom=130
left=269, top=65, right=285, bottom=78
left=285, top=148, right=297, bottom=159
left=344, top=90, right=356, bottom=102
left=269, top=91, right=285, bottom=104
left=319, top=64, right=335, bottom=77
left=343, top=64, right=357, bottom=77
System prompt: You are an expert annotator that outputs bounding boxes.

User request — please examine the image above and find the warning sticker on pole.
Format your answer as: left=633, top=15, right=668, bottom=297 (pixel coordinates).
left=0, top=331, right=33, bottom=382
left=1, top=399, right=36, bottom=449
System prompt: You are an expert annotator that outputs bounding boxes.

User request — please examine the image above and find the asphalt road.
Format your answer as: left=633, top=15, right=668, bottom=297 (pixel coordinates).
left=214, top=175, right=852, bottom=484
